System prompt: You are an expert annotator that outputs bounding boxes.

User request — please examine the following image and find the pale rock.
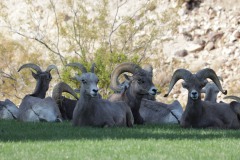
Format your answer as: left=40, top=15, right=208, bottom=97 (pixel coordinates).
left=208, top=32, right=224, bottom=42
left=189, top=60, right=207, bottom=73
left=186, top=43, right=204, bottom=52
left=234, top=49, right=240, bottom=58
left=211, top=57, right=227, bottom=71
left=233, top=30, right=240, bottom=39
left=223, top=47, right=235, bottom=55
left=229, top=35, right=238, bottom=43
left=204, top=41, right=215, bottom=51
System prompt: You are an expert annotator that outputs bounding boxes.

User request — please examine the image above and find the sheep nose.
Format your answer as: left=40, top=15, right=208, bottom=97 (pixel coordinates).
left=192, top=91, right=197, bottom=95
left=191, top=90, right=199, bottom=99
left=149, top=87, right=157, bottom=95
left=152, top=88, right=157, bottom=94
left=93, top=89, right=98, bottom=93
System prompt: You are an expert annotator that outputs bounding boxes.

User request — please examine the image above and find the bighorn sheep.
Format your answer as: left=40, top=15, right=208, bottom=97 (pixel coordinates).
left=201, top=77, right=223, bottom=102
left=140, top=99, right=183, bottom=124
left=201, top=82, right=220, bottom=102
left=67, top=63, right=134, bottom=127
left=52, top=82, right=79, bottom=120
left=109, top=64, right=183, bottom=124
left=164, top=68, right=240, bottom=129
left=108, top=62, right=157, bottom=124
left=17, top=63, right=62, bottom=122
left=0, top=99, right=19, bottom=120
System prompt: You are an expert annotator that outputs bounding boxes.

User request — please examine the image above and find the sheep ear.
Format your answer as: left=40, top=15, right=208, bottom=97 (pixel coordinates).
left=75, top=75, right=82, bottom=82
left=182, top=82, right=187, bottom=89
left=201, top=88, right=206, bottom=93
left=31, top=71, right=38, bottom=79
left=202, top=80, right=208, bottom=87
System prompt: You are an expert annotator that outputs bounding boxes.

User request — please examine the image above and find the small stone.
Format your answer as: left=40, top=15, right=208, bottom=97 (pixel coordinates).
left=174, top=49, right=188, bottom=57
left=187, top=43, right=204, bottom=52
left=204, top=41, right=215, bottom=51
left=208, top=32, right=224, bottom=42
left=182, top=32, right=193, bottom=41
left=233, top=30, right=240, bottom=39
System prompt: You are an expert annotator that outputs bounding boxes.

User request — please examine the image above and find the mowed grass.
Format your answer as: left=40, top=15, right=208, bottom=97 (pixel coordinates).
left=0, top=120, right=240, bottom=160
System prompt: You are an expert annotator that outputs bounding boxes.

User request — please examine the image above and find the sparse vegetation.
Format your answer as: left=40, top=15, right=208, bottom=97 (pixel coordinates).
left=0, top=0, right=181, bottom=101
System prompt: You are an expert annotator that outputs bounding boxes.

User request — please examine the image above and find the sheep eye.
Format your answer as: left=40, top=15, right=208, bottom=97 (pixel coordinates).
left=82, top=79, right=87, bottom=84
left=137, top=79, right=144, bottom=84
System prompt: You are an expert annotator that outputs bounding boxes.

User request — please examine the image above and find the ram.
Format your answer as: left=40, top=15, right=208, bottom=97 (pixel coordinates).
left=17, top=63, right=62, bottom=122
left=109, top=64, right=183, bottom=124
left=67, top=63, right=134, bottom=127
left=164, top=68, right=240, bottom=129
left=108, top=62, right=157, bottom=124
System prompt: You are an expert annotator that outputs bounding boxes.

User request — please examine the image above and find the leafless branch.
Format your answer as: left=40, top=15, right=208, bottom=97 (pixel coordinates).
left=109, top=0, right=128, bottom=53
left=72, top=9, right=84, bottom=54
left=49, top=0, right=60, bottom=52
left=11, top=30, right=66, bottom=64
left=0, top=70, right=16, bottom=81
left=109, top=0, right=150, bottom=53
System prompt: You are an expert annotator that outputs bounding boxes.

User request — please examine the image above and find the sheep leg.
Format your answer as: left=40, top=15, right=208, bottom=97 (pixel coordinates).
left=126, top=110, right=134, bottom=127
left=72, top=101, right=84, bottom=126
left=230, top=101, right=240, bottom=119
left=132, top=108, right=144, bottom=124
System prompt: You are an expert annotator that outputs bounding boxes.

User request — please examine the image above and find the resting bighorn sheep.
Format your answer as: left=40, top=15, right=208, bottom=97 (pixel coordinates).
left=52, top=82, right=79, bottom=120
left=140, top=99, right=183, bottom=124
left=0, top=99, right=19, bottom=120
left=108, top=62, right=157, bottom=124
left=164, top=68, right=240, bottom=129
left=201, top=77, right=223, bottom=102
left=201, top=82, right=220, bottom=102
left=109, top=64, right=183, bottom=124
left=17, top=63, right=62, bottom=122
left=67, top=63, right=134, bottom=127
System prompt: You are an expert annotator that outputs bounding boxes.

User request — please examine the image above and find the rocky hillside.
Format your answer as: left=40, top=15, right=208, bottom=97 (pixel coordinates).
left=158, top=0, right=240, bottom=105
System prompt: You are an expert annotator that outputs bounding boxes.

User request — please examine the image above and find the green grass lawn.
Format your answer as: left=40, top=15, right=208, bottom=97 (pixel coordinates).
left=0, top=120, right=240, bottom=160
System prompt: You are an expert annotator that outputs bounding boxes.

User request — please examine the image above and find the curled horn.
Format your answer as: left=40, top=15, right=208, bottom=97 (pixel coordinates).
left=45, top=65, right=59, bottom=73
left=218, top=76, right=223, bottom=82
left=52, top=82, right=79, bottom=103
left=18, top=63, right=42, bottom=73
left=164, top=69, right=193, bottom=97
left=110, top=62, right=142, bottom=92
left=223, top=96, right=240, bottom=102
left=196, top=68, right=227, bottom=95
left=66, top=63, right=87, bottom=73
left=90, top=63, right=96, bottom=73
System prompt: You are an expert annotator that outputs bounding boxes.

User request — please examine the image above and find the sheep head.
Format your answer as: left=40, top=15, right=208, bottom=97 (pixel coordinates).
left=66, top=63, right=99, bottom=97
left=164, top=68, right=227, bottom=101
left=110, top=62, right=157, bottom=96
left=18, top=63, right=59, bottom=98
